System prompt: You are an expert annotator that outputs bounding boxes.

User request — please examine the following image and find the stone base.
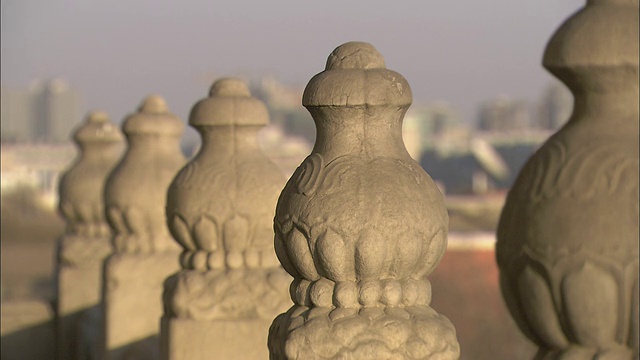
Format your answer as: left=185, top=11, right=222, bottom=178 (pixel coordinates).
left=103, top=252, right=180, bottom=360
left=269, top=305, right=460, bottom=360
left=160, top=317, right=272, bottom=360
left=56, top=235, right=111, bottom=360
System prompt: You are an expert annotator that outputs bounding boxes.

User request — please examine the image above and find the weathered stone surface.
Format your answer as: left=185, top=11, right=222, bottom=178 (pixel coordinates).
left=102, top=95, right=185, bottom=360
left=104, top=253, right=177, bottom=360
left=56, top=110, right=123, bottom=360
left=105, top=95, right=185, bottom=255
left=496, top=1, right=639, bottom=359
left=268, top=42, right=460, bottom=359
left=161, top=318, right=274, bottom=360
left=162, top=78, right=291, bottom=359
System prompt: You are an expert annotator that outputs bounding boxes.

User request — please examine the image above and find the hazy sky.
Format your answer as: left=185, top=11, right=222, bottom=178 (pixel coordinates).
left=2, top=0, right=583, bottom=138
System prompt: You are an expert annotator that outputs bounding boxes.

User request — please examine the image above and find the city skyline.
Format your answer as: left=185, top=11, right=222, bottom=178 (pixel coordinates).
left=2, top=0, right=583, bottom=135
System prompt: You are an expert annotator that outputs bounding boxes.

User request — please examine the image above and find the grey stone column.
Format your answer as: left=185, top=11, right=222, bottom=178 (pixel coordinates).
left=161, top=78, right=291, bottom=359
left=56, top=111, right=123, bottom=360
left=496, top=1, right=639, bottom=359
left=268, top=42, right=460, bottom=359
left=102, top=96, right=185, bottom=360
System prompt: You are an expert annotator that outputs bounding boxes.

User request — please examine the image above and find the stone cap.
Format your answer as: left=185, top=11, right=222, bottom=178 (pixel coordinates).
left=303, top=42, right=412, bottom=107
left=189, top=78, right=269, bottom=127
left=73, top=110, right=123, bottom=143
left=123, top=95, right=184, bottom=135
left=543, top=0, right=639, bottom=70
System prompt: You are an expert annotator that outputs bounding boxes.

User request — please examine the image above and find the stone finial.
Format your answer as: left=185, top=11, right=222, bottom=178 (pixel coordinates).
left=104, top=95, right=186, bottom=254
left=268, top=42, right=460, bottom=359
left=58, top=110, right=124, bottom=238
left=56, top=110, right=123, bottom=360
left=497, top=1, right=639, bottom=359
left=163, top=78, right=290, bottom=321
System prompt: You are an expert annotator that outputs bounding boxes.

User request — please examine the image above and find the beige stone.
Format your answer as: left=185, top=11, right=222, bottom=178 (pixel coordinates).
left=102, top=96, right=185, bottom=360
left=162, top=78, right=291, bottom=360
left=161, top=318, right=273, bottom=360
left=268, top=42, right=460, bottom=359
left=496, top=0, right=639, bottom=359
left=56, top=110, right=123, bottom=360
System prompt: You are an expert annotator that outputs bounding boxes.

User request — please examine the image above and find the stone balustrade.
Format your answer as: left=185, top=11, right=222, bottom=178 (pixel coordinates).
left=55, top=111, right=123, bottom=360
left=161, top=78, right=291, bottom=359
left=102, top=96, right=185, bottom=360
left=37, top=4, right=638, bottom=358
left=496, top=0, right=639, bottom=359
left=267, top=41, right=460, bottom=359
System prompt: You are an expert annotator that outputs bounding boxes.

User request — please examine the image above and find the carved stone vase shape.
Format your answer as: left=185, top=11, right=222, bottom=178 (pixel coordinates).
left=56, top=110, right=123, bottom=360
left=268, top=42, right=460, bottom=360
left=59, top=111, right=124, bottom=240
left=496, top=1, right=639, bottom=359
left=161, top=78, right=291, bottom=359
left=164, top=77, right=291, bottom=320
left=102, top=95, right=185, bottom=360
left=105, top=95, right=186, bottom=254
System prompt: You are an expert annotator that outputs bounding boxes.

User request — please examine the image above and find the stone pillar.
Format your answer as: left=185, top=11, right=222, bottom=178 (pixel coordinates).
left=56, top=111, right=123, bottom=360
left=103, top=96, right=185, bottom=360
left=268, top=42, right=460, bottom=359
left=496, top=1, right=639, bottom=359
left=161, top=78, right=291, bottom=360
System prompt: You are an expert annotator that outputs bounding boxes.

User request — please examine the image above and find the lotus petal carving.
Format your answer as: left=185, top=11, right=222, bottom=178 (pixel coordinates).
left=193, top=216, right=219, bottom=252
left=562, top=262, right=619, bottom=348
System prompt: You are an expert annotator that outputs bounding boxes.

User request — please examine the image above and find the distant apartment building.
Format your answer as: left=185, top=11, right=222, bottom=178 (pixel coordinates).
left=420, top=130, right=552, bottom=195
left=250, top=76, right=316, bottom=143
left=403, top=102, right=468, bottom=162
left=0, top=87, right=33, bottom=142
left=477, top=96, right=531, bottom=132
left=536, top=82, right=573, bottom=130
left=1, top=78, right=82, bottom=143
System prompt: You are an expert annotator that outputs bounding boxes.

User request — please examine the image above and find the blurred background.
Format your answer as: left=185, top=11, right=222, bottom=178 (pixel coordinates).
left=1, top=1, right=583, bottom=358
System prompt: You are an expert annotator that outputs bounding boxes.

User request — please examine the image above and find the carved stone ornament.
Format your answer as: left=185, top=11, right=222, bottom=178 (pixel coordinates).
left=268, top=42, right=460, bottom=360
left=104, top=95, right=186, bottom=254
left=496, top=1, right=639, bottom=359
left=56, top=111, right=124, bottom=360
left=58, top=110, right=124, bottom=265
left=164, top=78, right=291, bottom=321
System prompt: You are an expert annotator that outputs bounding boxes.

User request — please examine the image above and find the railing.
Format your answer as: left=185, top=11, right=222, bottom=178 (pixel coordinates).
left=2, top=1, right=637, bottom=359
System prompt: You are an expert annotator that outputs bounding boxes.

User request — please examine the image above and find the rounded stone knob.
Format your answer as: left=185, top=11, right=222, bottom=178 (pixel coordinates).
left=324, top=41, right=386, bottom=70
left=73, top=111, right=123, bottom=144
left=303, top=42, right=412, bottom=107
left=189, top=78, right=269, bottom=127
left=123, top=95, right=184, bottom=136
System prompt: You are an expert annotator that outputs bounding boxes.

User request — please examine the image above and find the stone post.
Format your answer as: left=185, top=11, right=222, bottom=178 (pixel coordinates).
left=161, top=78, right=291, bottom=360
left=56, top=111, right=123, bottom=360
left=268, top=42, right=460, bottom=359
left=102, top=96, right=185, bottom=360
left=496, top=1, right=639, bottom=359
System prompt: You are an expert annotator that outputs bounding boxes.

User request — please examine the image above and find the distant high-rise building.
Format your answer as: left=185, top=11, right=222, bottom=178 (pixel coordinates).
left=477, top=97, right=530, bottom=132
left=1, top=87, right=33, bottom=142
left=403, top=101, right=463, bottom=161
left=1, top=78, right=82, bottom=143
left=536, top=82, right=573, bottom=130
left=31, top=79, right=82, bottom=142
left=249, top=76, right=315, bottom=143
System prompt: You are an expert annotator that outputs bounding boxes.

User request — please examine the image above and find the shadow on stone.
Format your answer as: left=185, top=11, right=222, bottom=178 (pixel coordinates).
left=109, top=335, right=160, bottom=360
left=1, top=300, right=55, bottom=360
